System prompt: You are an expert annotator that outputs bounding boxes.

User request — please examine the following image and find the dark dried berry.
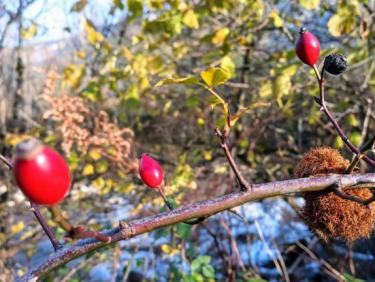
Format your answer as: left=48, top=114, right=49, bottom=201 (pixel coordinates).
left=324, top=54, right=347, bottom=75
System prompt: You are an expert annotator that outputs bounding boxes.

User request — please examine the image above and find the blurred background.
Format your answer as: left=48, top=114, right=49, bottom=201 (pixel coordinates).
left=0, top=0, right=375, bottom=281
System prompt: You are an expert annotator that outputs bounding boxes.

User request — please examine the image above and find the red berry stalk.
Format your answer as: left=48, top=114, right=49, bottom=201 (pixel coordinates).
left=138, top=154, right=204, bottom=224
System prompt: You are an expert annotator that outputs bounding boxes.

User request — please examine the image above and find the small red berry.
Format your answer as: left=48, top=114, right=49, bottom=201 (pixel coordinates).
left=13, top=138, right=71, bottom=205
left=295, top=27, right=320, bottom=66
left=139, top=154, right=163, bottom=188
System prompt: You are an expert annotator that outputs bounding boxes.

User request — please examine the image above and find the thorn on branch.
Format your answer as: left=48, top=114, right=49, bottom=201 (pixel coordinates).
left=64, top=226, right=112, bottom=243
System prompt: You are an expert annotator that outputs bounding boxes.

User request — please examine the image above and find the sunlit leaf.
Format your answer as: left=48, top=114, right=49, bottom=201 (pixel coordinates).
left=349, top=132, right=362, bottom=147
left=161, top=244, right=180, bottom=255
left=83, top=18, right=104, bottom=45
left=83, top=164, right=95, bottom=176
left=230, top=102, right=270, bottom=127
left=96, top=159, right=109, bottom=173
left=327, top=7, right=357, bottom=37
left=21, top=24, right=37, bottom=39
left=269, top=10, right=283, bottom=27
left=299, top=0, right=320, bottom=10
left=220, top=56, right=235, bottom=78
left=200, top=67, right=229, bottom=87
left=183, top=9, right=199, bottom=29
left=212, top=27, right=229, bottom=45
left=11, top=221, right=25, bottom=235
left=155, top=76, right=199, bottom=87
left=63, top=64, right=85, bottom=89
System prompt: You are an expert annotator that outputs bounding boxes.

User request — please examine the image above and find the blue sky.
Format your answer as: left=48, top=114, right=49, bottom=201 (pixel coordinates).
left=2, top=0, right=121, bottom=46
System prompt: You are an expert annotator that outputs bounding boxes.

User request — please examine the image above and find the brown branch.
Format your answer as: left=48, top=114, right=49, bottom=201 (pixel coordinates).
left=215, top=128, right=252, bottom=191
left=312, top=65, right=375, bottom=167
left=331, top=183, right=375, bottom=205
left=18, top=173, right=375, bottom=282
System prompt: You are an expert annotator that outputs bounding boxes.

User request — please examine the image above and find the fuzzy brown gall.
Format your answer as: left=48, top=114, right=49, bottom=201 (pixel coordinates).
left=294, top=147, right=375, bottom=242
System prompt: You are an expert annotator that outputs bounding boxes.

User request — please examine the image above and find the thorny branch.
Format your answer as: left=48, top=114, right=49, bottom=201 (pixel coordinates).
left=312, top=65, right=375, bottom=168
left=215, top=128, right=252, bottom=191
left=16, top=173, right=375, bottom=281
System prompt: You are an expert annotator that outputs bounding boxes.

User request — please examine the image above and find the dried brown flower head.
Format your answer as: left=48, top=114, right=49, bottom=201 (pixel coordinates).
left=295, top=147, right=375, bottom=242
left=42, top=70, right=137, bottom=173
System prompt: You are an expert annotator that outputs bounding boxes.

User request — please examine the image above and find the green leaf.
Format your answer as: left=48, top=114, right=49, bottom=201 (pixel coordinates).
left=70, top=0, right=88, bottom=12
left=200, top=67, right=229, bottom=87
left=128, top=0, right=143, bottom=19
left=191, top=255, right=211, bottom=272
left=299, top=0, right=320, bottom=10
left=201, top=265, right=214, bottom=278
left=155, top=76, right=199, bottom=87
left=349, top=132, right=362, bottom=147
left=113, top=0, right=124, bottom=9
left=176, top=223, right=192, bottom=240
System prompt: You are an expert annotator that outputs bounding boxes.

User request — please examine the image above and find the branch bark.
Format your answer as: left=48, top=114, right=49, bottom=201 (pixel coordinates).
left=18, top=173, right=375, bottom=282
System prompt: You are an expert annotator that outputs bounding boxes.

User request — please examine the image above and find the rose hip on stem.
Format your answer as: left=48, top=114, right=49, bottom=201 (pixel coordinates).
left=139, top=154, right=164, bottom=189
left=295, top=27, right=320, bottom=66
left=13, top=138, right=71, bottom=205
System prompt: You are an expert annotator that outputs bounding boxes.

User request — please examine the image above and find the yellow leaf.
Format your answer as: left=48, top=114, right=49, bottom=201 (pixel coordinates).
left=21, top=24, right=37, bottom=39
left=83, top=18, right=104, bottom=45
left=161, top=244, right=180, bottom=255
left=299, top=0, right=320, bottom=10
left=212, top=27, right=229, bottom=45
left=230, top=102, right=270, bottom=127
left=220, top=56, right=235, bottom=78
left=327, top=8, right=357, bottom=37
left=95, top=160, right=109, bottom=174
left=269, top=10, right=283, bottom=28
left=5, top=134, right=32, bottom=147
left=203, top=150, right=212, bottom=161
left=200, top=67, right=229, bottom=87
left=88, top=149, right=102, bottom=161
left=63, top=64, right=85, bottom=89
left=11, top=221, right=25, bottom=235
left=83, top=164, right=95, bottom=176
left=183, top=9, right=199, bottom=29
left=122, top=47, right=133, bottom=60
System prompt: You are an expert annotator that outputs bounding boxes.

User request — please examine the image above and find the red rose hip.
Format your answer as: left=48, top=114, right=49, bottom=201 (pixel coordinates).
left=139, top=154, right=163, bottom=188
left=295, top=27, right=320, bottom=66
left=13, top=138, right=71, bottom=205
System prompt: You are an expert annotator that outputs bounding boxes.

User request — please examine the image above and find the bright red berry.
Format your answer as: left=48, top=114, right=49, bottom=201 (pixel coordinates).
left=139, top=154, right=163, bottom=188
left=295, top=27, right=320, bottom=66
left=13, top=138, right=71, bottom=205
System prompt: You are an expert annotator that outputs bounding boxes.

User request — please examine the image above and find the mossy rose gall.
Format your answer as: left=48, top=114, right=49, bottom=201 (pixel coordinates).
left=295, top=27, right=321, bottom=66
left=13, top=138, right=71, bottom=205
left=139, top=154, right=164, bottom=188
